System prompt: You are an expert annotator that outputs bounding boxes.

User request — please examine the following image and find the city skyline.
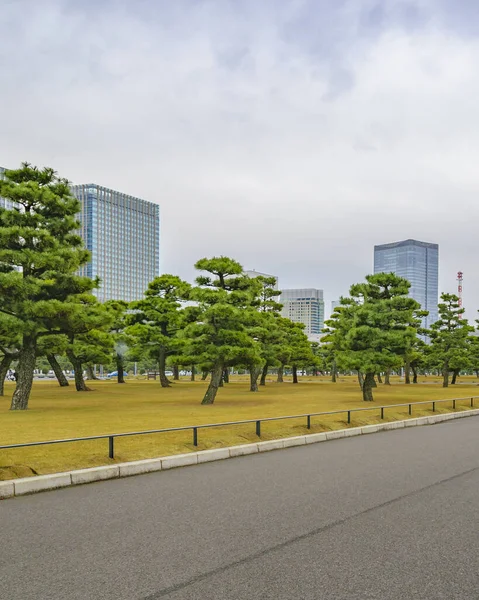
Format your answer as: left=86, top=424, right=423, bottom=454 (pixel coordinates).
left=2, top=1, right=477, bottom=317
left=0, top=163, right=465, bottom=318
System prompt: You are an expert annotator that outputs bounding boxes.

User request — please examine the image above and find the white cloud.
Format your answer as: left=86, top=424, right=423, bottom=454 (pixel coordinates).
left=1, top=0, right=478, bottom=317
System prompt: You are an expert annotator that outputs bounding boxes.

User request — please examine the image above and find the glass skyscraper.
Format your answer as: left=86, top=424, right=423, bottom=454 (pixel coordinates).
left=71, top=183, right=160, bottom=302
left=0, top=167, right=15, bottom=210
left=374, top=239, right=439, bottom=329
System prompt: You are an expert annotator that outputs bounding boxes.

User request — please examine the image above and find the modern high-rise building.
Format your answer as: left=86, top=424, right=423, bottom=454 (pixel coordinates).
left=374, top=239, right=439, bottom=328
left=243, top=269, right=279, bottom=289
left=71, top=183, right=160, bottom=302
left=0, top=167, right=15, bottom=210
left=280, top=288, right=325, bottom=339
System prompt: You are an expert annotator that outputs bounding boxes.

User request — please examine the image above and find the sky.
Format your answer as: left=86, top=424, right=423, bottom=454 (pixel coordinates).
left=2, top=0, right=479, bottom=317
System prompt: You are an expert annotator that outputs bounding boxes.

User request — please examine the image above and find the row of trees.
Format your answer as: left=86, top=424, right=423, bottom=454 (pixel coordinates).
left=1, top=163, right=477, bottom=410
left=322, top=274, right=477, bottom=400
left=0, top=163, right=314, bottom=410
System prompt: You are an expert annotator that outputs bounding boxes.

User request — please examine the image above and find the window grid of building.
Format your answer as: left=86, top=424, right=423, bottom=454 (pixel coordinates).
left=374, top=239, right=439, bottom=329
left=280, top=288, right=325, bottom=336
left=71, top=183, right=160, bottom=302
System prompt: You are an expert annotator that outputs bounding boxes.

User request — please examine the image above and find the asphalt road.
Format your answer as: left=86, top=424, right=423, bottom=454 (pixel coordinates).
left=2, top=419, right=479, bottom=600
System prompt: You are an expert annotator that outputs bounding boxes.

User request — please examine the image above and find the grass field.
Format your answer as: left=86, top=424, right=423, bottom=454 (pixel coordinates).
left=1, top=375, right=478, bottom=480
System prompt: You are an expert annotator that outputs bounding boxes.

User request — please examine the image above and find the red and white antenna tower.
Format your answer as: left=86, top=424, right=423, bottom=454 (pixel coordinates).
left=457, top=271, right=463, bottom=317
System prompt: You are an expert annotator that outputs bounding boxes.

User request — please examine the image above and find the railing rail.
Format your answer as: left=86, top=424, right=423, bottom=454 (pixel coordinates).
left=1, top=396, right=477, bottom=459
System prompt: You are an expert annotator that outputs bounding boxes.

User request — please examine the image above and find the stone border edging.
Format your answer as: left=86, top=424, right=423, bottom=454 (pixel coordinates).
left=2, top=408, right=479, bottom=500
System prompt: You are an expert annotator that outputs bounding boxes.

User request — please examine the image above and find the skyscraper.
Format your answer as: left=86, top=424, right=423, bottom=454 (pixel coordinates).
left=280, top=288, right=325, bottom=340
left=0, top=167, right=15, bottom=210
left=71, top=183, right=160, bottom=302
left=374, top=239, right=439, bottom=328
left=243, top=269, right=278, bottom=289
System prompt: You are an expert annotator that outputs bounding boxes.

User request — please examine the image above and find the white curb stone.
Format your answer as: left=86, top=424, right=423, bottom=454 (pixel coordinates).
left=119, top=458, right=163, bottom=477
left=283, top=436, right=307, bottom=448
left=229, top=444, right=259, bottom=457
left=326, top=430, right=346, bottom=440
left=71, top=465, right=119, bottom=485
left=0, top=481, right=15, bottom=499
left=161, top=453, right=198, bottom=470
left=404, top=418, right=418, bottom=427
left=361, top=424, right=380, bottom=434
left=257, top=439, right=285, bottom=452
left=343, top=428, right=362, bottom=438
left=305, top=432, right=328, bottom=444
left=14, top=473, right=72, bottom=496
left=197, top=448, right=230, bottom=463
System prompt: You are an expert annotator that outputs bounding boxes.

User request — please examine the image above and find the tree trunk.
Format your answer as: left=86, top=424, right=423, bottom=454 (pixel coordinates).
left=66, top=350, right=91, bottom=392
left=116, top=354, right=125, bottom=384
left=451, top=368, right=459, bottom=385
left=331, top=360, right=337, bottom=383
left=158, top=347, right=171, bottom=388
left=201, top=362, right=223, bottom=405
left=277, top=365, right=284, bottom=383
left=442, top=364, right=449, bottom=388
left=260, top=364, right=268, bottom=386
left=201, top=369, right=208, bottom=381
left=384, top=369, right=391, bottom=385
left=404, top=358, right=411, bottom=384
left=357, top=370, right=364, bottom=390
left=223, top=368, right=229, bottom=383
left=47, top=354, right=69, bottom=387
left=85, top=364, right=98, bottom=381
left=412, top=365, right=418, bottom=384
left=376, top=373, right=383, bottom=384
left=362, top=372, right=375, bottom=401
left=172, top=365, right=180, bottom=381
left=249, top=366, right=261, bottom=392
left=0, top=354, right=12, bottom=396
left=475, top=369, right=479, bottom=379
left=191, top=366, right=196, bottom=381
left=292, top=365, right=298, bottom=384
left=10, top=338, right=37, bottom=410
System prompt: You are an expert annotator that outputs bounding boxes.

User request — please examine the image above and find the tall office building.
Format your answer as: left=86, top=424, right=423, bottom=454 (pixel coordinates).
left=280, top=288, right=325, bottom=339
left=243, top=269, right=278, bottom=289
left=71, top=183, right=160, bottom=302
left=374, top=239, right=439, bottom=328
left=0, top=167, right=15, bottom=210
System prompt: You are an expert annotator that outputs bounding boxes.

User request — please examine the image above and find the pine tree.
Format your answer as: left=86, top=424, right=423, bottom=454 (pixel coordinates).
left=0, top=163, right=94, bottom=409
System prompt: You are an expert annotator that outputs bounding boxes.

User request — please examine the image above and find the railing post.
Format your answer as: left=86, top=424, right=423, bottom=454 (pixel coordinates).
left=453, top=399, right=456, bottom=410
left=193, top=427, right=198, bottom=447
left=109, top=436, right=114, bottom=459
left=256, top=420, right=261, bottom=437
left=381, top=407, right=384, bottom=419
left=347, top=410, right=351, bottom=424
left=471, top=397, right=474, bottom=408
left=432, top=401, right=436, bottom=412
left=409, top=404, right=412, bottom=416
left=307, top=415, right=311, bottom=429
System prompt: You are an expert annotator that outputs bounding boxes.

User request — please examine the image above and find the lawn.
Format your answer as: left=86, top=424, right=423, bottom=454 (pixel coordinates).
left=1, top=375, right=478, bottom=480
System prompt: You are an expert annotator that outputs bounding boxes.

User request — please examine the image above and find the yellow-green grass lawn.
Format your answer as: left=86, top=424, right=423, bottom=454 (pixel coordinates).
left=1, top=375, right=478, bottom=480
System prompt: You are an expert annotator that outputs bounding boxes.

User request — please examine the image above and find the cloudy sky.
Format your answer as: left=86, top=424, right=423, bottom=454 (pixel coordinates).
left=2, top=0, right=478, bottom=316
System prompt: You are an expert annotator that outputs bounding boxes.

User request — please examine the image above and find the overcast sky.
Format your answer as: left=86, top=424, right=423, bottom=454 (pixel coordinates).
left=2, top=0, right=478, bottom=316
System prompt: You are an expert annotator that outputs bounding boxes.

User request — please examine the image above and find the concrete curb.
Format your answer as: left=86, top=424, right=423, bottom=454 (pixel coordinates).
left=3, top=408, right=479, bottom=499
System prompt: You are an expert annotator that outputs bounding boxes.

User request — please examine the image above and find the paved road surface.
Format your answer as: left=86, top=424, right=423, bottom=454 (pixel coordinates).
left=2, top=419, right=479, bottom=599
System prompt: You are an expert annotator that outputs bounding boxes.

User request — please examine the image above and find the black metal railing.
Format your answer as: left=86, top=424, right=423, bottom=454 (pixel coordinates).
left=0, top=396, right=477, bottom=460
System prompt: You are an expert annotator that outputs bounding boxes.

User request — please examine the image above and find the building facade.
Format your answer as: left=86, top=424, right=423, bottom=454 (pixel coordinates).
left=0, top=167, right=15, bottom=210
left=374, top=239, right=439, bottom=328
left=280, top=288, right=325, bottom=338
left=243, top=269, right=278, bottom=289
left=71, top=183, right=160, bottom=302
